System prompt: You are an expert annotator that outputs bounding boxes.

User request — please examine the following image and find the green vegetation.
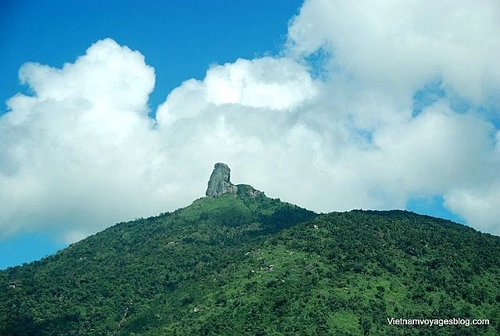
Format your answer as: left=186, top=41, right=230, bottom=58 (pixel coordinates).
left=1, top=189, right=499, bottom=335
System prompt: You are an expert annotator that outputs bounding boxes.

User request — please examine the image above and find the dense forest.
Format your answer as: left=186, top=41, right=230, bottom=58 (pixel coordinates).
left=1, top=185, right=499, bottom=335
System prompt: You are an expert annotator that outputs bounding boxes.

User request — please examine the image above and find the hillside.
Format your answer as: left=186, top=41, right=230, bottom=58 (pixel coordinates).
left=1, top=178, right=499, bottom=334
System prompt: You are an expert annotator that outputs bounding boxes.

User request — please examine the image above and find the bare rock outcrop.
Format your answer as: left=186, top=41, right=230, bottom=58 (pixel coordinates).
left=206, top=163, right=238, bottom=197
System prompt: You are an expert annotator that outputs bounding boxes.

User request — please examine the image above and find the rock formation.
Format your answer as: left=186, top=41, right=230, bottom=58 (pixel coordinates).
left=206, top=163, right=238, bottom=197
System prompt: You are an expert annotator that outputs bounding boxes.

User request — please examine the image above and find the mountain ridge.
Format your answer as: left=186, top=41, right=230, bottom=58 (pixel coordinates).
left=1, top=168, right=499, bottom=335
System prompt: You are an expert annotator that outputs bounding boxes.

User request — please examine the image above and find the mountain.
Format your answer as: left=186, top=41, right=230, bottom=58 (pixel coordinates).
left=1, top=164, right=499, bottom=335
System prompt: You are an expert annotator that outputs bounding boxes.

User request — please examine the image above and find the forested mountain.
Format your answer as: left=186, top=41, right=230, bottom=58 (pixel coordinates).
left=1, top=184, right=499, bottom=335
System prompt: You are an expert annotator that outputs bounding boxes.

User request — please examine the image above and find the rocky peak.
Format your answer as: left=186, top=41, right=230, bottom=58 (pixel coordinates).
left=206, top=163, right=238, bottom=197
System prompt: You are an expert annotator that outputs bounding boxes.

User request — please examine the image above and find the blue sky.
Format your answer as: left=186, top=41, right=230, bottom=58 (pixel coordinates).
left=0, top=0, right=301, bottom=114
left=1, top=0, right=499, bottom=269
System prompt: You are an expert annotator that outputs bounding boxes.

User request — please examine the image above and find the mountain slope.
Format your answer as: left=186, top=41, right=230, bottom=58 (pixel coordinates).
left=1, top=188, right=499, bottom=335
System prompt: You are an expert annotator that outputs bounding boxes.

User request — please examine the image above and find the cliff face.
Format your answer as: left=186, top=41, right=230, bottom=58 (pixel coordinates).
left=205, top=163, right=237, bottom=197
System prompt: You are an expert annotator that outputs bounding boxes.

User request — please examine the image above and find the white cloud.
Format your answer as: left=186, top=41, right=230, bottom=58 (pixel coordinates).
left=287, top=0, right=500, bottom=104
left=156, top=57, right=318, bottom=127
left=2, top=0, right=500, bottom=242
left=445, top=182, right=500, bottom=236
left=0, top=39, right=168, bottom=242
left=282, top=0, right=500, bottom=234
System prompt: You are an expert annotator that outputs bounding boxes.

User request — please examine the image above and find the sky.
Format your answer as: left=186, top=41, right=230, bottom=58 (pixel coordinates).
left=1, top=0, right=499, bottom=269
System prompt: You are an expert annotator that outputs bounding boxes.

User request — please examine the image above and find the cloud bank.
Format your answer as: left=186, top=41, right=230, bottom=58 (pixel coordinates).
left=1, top=0, right=499, bottom=242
